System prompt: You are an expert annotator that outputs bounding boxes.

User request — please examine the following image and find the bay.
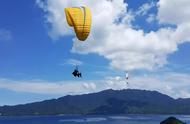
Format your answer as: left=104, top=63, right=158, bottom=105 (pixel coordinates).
left=0, top=115, right=189, bottom=124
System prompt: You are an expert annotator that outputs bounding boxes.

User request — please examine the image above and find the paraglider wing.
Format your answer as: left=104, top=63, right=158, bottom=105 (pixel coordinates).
left=65, top=6, right=92, bottom=41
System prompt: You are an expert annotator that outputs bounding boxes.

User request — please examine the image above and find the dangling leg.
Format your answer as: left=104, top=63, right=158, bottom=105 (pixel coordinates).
left=72, top=71, right=77, bottom=77
left=79, top=73, right=82, bottom=77
left=72, top=72, right=75, bottom=76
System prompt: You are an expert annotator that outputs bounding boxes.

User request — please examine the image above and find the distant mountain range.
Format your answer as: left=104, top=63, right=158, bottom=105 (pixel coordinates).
left=0, top=89, right=190, bottom=116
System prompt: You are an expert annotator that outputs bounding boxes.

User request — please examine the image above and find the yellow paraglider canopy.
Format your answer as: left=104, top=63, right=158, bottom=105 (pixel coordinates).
left=65, top=6, right=92, bottom=41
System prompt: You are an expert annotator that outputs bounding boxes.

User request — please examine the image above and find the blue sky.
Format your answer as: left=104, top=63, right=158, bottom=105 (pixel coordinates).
left=0, top=0, right=190, bottom=105
left=0, top=0, right=111, bottom=81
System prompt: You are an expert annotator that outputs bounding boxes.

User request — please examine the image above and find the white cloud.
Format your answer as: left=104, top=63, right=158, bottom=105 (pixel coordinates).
left=157, top=0, right=190, bottom=25
left=0, top=29, right=12, bottom=41
left=37, top=0, right=190, bottom=71
left=179, top=91, right=190, bottom=98
left=105, top=76, right=128, bottom=90
left=0, top=79, right=98, bottom=95
left=146, top=14, right=156, bottom=23
left=135, top=2, right=155, bottom=16
left=62, top=59, right=83, bottom=66
left=129, top=73, right=190, bottom=98
left=0, top=72, right=190, bottom=98
left=157, top=0, right=190, bottom=43
left=82, top=83, right=97, bottom=91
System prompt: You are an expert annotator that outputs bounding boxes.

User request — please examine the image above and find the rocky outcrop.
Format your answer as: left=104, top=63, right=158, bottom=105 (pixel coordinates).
left=160, top=117, right=186, bottom=124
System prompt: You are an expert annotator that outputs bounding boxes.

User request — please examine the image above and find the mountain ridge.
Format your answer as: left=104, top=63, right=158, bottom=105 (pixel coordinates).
left=0, top=89, right=190, bottom=116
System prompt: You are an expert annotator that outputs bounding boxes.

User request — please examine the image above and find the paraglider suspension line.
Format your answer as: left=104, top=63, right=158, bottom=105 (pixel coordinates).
left=81, top=7, right=86, bottom=39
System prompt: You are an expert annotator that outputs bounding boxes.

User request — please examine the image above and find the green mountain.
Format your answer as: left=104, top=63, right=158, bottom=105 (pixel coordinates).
left=0, top=89, right=190, bottom=116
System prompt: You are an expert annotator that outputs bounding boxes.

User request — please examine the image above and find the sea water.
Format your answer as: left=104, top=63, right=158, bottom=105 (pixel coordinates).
left=0, top=115, right=189, bottom=124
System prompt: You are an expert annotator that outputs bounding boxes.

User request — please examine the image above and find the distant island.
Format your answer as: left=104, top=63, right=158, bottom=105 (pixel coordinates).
left=161, top=117, right=186, bottom=124
left=0, top=89, right=190, bottom=116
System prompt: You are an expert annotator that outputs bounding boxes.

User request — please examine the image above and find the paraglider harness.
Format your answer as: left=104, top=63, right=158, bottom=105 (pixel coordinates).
left=72, top=66, right=82, bottom=77
left=125, top=71, right=129, bottom=85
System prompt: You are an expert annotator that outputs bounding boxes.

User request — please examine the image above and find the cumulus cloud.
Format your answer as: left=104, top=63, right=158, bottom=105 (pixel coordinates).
left=157, top=0, right=190, bottom=25
left=0, top=72, right=190, bottom=98
left=105, top=73, right=190, bottom=98
left=37, top=0, right=190, bottom=71
left=0, top=29, right=12, bottom=41
left=130, top=73, right=190, bottom=98
left=157, top=0, right=190, bottom=44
